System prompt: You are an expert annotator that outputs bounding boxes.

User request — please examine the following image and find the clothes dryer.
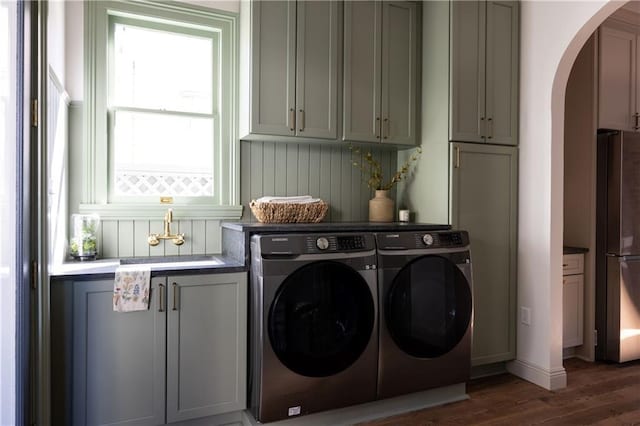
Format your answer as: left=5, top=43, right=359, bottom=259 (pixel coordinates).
left=376, top=230, right=473, bottom=399
left=249, top=233, right=378, bottom=423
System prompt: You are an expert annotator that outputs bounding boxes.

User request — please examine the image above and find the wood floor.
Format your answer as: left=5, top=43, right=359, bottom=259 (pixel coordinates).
left=360, top=358, right=640, bottom=425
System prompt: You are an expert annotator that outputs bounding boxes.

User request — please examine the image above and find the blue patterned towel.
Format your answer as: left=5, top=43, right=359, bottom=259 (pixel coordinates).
left=113, top=266, right=151, bottom=312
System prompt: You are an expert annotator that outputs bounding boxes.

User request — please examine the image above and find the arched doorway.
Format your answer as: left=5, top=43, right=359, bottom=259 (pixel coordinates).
left=510, top=0, right=626, bottom=391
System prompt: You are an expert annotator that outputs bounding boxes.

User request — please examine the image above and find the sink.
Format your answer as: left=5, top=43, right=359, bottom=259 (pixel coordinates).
left=119, top=255, right=221, bottom=265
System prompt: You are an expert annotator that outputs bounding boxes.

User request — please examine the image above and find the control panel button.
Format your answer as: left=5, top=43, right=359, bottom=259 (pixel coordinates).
left=316, top=237, right=329, bottom=250
left=422, top=234, right=434, bottom=246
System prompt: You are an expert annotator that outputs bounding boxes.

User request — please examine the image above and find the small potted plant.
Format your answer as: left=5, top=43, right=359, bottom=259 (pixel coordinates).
left=70, top=214, right=100, bottom=260
left=349, top=145, right=422, bottom=222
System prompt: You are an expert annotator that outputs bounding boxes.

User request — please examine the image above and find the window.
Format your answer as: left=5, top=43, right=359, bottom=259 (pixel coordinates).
left=81, top=1, right=240, bottom=219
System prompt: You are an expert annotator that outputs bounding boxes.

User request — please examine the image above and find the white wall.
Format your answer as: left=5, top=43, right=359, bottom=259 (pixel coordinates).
left=513, top=0, right=623, bottom=389
left=48, top=0, right=66, bottom=81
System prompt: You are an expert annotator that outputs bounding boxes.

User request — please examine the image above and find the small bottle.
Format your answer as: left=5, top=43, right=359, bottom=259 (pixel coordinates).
left=399, top=209, right=410, bottom=222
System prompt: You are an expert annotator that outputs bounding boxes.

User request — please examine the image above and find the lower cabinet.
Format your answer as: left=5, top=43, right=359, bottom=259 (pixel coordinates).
left=51, top=272, right=247, bottom=426
left=562, top=253, right=585, bottom=348
left=450, top=142, right=518, bottom=366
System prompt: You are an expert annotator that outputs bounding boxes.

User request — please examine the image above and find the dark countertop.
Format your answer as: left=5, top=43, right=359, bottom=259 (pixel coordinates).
left=563, top=246, right=589, bottom=254
left=221, top=221, right=452, bottom=233
left=221, top=221, right=453, bottom=266
left=49, top=255, right=246, bottom=279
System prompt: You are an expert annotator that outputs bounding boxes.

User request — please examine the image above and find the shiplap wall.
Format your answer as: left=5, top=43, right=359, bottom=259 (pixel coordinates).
left=240, top=140, right=398, bottom=222
left=97, top=219, right=223, bottom=258
left=68, top=103, right=398, bottom=258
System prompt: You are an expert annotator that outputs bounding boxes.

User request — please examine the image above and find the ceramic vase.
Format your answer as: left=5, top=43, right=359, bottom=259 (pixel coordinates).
left=369, top=190, right=394, bottom=222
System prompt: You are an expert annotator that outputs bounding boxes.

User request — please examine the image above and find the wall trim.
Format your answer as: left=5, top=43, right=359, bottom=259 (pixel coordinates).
left=78, top=203, right=243, bottom=220
left=506, top=359, right=567, bottom=391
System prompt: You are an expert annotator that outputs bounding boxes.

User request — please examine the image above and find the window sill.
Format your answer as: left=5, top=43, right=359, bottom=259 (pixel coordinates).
left=78, top=204, right=244, bottom=220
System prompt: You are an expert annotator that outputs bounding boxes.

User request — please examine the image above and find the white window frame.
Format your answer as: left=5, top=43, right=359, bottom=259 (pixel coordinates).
left=80, top=0, right=241, bottom=220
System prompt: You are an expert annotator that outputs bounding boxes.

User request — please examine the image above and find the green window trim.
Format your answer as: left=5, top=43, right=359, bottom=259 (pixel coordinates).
left=83, top=0, right=241, bottom=220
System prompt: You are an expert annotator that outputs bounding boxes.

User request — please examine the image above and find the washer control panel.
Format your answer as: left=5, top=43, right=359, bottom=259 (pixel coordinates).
left=256, top=233, right=375, bottom=255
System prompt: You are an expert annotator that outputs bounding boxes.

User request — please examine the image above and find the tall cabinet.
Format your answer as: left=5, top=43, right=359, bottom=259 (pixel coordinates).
left=243, top=0, right=340, bottom=139
left=343, top=1, right=419, bottom=146
left=51, top=272, right=247, bottom=425
left=404, top=0, right=519, bottom=367
left=450, top=1, right=518, bottom=145
left=450, top=143, right=518, bottom=365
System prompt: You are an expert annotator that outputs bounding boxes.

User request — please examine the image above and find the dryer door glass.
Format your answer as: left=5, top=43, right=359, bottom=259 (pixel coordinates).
left=268, top=260, right=375, bottom=377
left=386, top=255, right=472, bottom=358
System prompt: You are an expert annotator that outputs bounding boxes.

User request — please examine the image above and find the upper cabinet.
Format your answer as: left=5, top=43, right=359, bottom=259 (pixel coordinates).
left=598, top=24, right=639, bottom=131
left=242, top=0, right=340, bottom=140
left=343, top=1, right=419, bottom=146
left=450, top=1, right=519, bottom=145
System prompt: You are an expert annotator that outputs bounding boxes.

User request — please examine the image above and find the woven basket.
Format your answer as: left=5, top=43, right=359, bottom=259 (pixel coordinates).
left=249, top=200, right=328, bottom=223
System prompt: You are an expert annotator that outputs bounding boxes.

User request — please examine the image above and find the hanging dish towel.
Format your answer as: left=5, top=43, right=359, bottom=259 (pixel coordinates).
left=113, top=265, right=151, bottom=312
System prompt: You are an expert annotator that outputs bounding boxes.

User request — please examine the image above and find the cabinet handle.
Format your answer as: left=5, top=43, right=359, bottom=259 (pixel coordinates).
left=634, top=112, right=639, bottom=130
left=454, top=146, right=460, bottom=168
left=487, top=118, right=493, bottom=139
left=383, top=118, right=389, bottom=140
left=299, top=109, right=305, bottom=132
left=158, top=283, right=165, bottom=312
left=563, top=264, right=568, bottom=267
left=479, top=117, right=485, bottom=138
left=289, top=108, right=295, bottom=132
left=172, top=282, right=178, bottom=311
left=375, top=117, right=381, bottom=139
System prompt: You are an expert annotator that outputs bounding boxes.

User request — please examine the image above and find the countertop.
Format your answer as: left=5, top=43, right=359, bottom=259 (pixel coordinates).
left=49, top=255, right=246, bottom=279
left=563, top=246, right=589, bottom=254
left=221, top=221, right=452, bottom=233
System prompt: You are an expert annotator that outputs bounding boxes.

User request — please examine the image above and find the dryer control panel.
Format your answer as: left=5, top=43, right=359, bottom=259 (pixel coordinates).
left=377, top=231, right=469, bottom=250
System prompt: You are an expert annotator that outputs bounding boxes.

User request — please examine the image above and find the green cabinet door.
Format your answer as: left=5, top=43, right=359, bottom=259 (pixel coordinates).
left=450, top=142, right=517, bottom=366
left=343, top=1, right=419, bottom=145
left=71, top=278, right=166, bottom=426
left=381, top=1, right=419, bottom=146
left=250, top=1, right=296, bottom=136
left=485, top=1, right=518, bottom=145
left=450, top=1, right=518, bottom=145
left=166, top=272, right=247, bottom=423
left=248, top=0, right=339, bottom=140
left=295, top=1, right=340, bottom=139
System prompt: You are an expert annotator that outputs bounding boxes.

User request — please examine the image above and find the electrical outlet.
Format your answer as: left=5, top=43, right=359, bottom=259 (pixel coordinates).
left=520, top=306, right=531, bottom=326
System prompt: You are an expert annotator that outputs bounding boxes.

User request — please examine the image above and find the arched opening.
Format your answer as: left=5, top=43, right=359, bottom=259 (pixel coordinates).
left=561, top=2, right=640, bottom=364
left=511, top=0, right=627, bottom=390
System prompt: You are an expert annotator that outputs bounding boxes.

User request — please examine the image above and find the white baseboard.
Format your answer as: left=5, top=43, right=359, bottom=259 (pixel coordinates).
left=506, top=359, right=567, bottom=390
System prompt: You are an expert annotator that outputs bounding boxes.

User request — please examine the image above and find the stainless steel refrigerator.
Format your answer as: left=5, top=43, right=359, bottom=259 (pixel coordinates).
left=596, top=130, right=640, bottom=362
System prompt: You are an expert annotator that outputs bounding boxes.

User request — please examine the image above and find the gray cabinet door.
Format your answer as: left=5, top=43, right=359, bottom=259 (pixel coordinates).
left=250, top=1, right=296, bottom=136
left=485, top=1, right=518, bottom=145
left=450, top=1, right=518, bottom=145
left=72, top=278, right=166, bottom=426
left=450, top=142, right=517, bottom=366
left=450, top=1, right=485, bottom=143
left=381, top=1, right=418, bottom=146
left=166, top=272, right=247, bottom=423
left=343, top=1, right=382, bottom=143
left=598, top=25, right=637, bottom=131
left=295, top=1, right=340, bottom=139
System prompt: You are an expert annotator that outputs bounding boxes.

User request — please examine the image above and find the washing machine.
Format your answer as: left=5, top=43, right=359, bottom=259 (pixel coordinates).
left=376, top=230, right=473, bottom=399
left=249, top=233, right=378, bottom=423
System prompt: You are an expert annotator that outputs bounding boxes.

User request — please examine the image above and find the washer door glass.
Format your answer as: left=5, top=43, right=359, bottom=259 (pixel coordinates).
left=269, top=260, right=375, bottom=377
left=386, top=255, right=472, bottom=358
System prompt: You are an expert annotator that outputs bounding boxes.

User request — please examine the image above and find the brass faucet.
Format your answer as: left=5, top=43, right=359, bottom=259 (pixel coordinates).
left=148, top=208, right=185, bottom=246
